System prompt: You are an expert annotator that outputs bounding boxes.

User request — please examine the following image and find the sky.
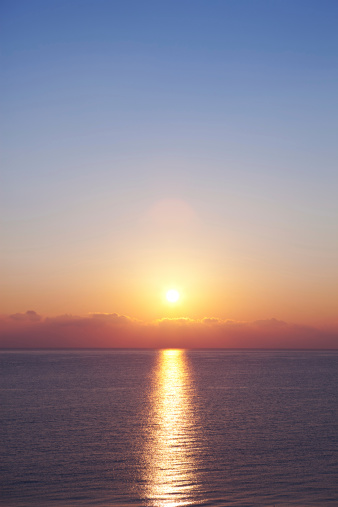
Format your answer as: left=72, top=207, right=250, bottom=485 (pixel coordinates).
left=1, top=0, right=338, bottom=348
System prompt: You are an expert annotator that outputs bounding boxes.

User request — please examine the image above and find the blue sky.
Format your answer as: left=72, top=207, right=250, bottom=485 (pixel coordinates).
left=1, top=0, right=338, bottom=325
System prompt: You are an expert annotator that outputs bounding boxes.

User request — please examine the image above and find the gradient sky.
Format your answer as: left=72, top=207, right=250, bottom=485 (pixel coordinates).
left=1, top=1, right=338, bottom=347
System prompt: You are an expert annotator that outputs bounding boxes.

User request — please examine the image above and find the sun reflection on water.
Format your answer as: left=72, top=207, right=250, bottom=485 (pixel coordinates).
left=143, top=349, right=199, bottom=506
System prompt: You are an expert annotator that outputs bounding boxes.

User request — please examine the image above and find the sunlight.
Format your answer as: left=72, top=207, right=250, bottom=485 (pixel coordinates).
left=163, top=349, right=180, bottom=357
left=166, top=289, right=180, bottom=303
left=142, top=349, right=199, bottom=505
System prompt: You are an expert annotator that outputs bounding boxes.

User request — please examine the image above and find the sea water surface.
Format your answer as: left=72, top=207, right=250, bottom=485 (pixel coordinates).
left=1, top=349, right=338, bottom=506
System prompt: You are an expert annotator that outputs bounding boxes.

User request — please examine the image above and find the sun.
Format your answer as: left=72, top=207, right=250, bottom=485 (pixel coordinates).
left=166, top=289, right=180, bottom=303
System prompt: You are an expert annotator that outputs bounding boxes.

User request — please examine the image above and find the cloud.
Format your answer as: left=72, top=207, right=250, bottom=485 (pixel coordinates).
left=156, top=317, right=196, bottom=326
left=9, top=310, right=41, bottom=322
left=90, top=313, right=135, bottom=324
left=0, top=312, right=337, bottom=349
left=202, top=317, right=221, bottom=325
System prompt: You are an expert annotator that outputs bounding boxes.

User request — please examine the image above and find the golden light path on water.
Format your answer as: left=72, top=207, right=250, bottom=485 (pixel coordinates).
left=143, top=349, right=200, bottom=506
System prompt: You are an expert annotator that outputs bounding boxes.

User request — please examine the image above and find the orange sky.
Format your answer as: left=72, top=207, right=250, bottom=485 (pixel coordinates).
left=2, top=197, right=337, bottom=330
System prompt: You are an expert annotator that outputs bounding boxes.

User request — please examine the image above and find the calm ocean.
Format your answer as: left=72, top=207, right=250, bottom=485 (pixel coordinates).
left=1, top=349, right=338, bottom=506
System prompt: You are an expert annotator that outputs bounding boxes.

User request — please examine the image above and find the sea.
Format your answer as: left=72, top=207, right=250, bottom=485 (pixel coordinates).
left=1, top=349, right=338, bottom=506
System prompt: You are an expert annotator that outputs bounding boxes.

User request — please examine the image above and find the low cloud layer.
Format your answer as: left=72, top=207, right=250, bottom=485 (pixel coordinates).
left=0, top=312, right=337, bottom=349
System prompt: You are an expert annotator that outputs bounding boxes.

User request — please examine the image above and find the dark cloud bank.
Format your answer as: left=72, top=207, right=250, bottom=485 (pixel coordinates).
left=0, top=311, right=337, bottom=349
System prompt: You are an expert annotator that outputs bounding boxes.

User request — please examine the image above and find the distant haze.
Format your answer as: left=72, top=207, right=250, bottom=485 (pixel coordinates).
left=0, top=311, right=337, bottom=349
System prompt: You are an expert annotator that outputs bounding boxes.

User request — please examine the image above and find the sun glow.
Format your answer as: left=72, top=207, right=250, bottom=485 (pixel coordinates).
left=142, top=349, right=199, bottom=503
left=166, top=289, right=180, bottom=303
